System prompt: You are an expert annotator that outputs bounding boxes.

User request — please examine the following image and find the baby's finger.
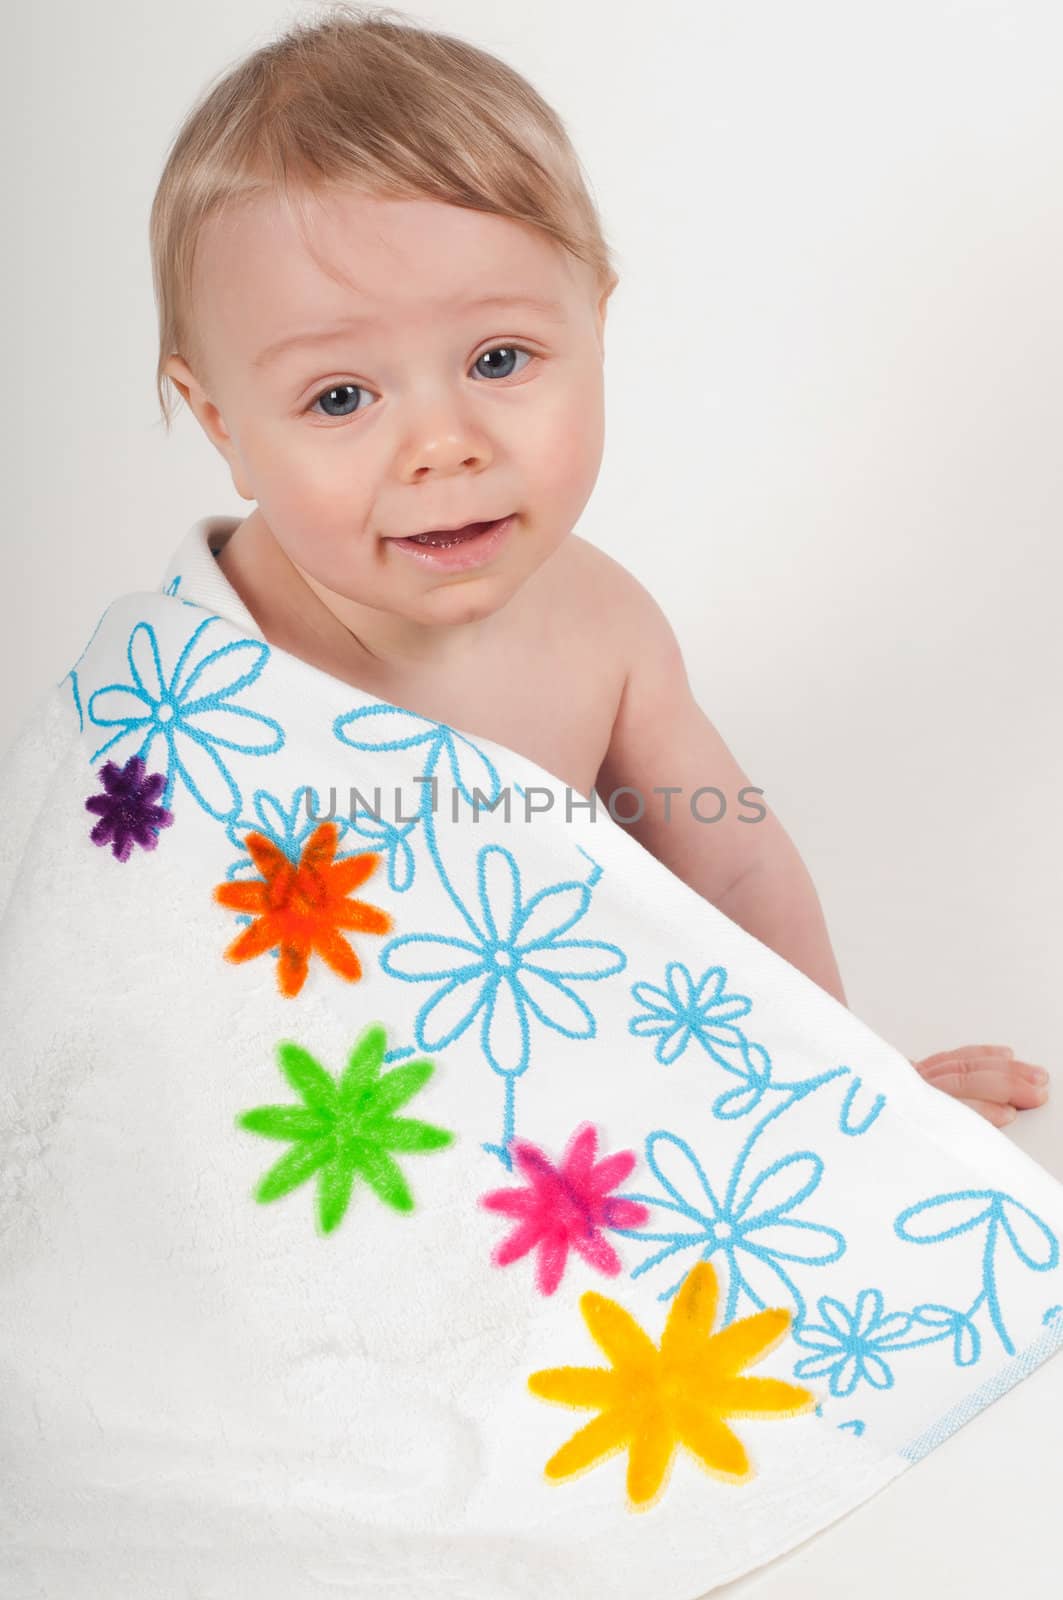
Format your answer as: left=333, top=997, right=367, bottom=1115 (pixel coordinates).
left=915, top=1056, right=1012, bottom=1093
left=916, top=1044, right=1014, bottom=1071
left=963, top=1098, right=1017, bottom=1128
left=920, top=1063, right=1048, bottom=1109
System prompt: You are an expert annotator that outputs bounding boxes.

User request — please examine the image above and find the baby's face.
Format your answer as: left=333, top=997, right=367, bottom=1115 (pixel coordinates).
left=168, top=188, right=613, bottom=630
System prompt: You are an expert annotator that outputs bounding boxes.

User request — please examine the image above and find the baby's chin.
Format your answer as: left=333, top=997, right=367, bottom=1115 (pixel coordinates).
left=408, top=578, right=520, bottom=629
left=297, top=550, right=522, bottom=643
left=381, top=563, right=527, bottom=630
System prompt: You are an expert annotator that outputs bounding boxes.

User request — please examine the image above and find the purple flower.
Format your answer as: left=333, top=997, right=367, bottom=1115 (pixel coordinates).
left=85, top=755, right=174, bottom=862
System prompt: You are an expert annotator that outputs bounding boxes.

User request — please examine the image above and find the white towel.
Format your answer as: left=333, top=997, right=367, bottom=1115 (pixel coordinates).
left=2, top=515, right=1061, bottom=1600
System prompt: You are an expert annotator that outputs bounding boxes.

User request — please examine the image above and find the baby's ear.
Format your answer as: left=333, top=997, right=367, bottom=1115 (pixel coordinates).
left=161, top=353, right=202, bottom=412
left=161, top=356, right=254, bottom=499
left=595, top=270, right=619, bottom=350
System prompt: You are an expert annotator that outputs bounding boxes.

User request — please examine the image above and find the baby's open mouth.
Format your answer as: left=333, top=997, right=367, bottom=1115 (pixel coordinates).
left=400, top=520, right=499, bottom=549
left=385, top=514, right=516, bottom=569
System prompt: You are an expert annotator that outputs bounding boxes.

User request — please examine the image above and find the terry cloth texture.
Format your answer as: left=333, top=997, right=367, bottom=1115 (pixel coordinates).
left=1, top=515, right=1061, bottom=1599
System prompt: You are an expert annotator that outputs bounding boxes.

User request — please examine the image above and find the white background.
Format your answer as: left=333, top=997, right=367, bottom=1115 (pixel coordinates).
left=5, top=3, right=1062, bottom=1593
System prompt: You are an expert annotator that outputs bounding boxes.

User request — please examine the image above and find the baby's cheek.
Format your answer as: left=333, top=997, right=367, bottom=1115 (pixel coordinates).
left=249, top=442, right=373, bottom=549
left=527, top=373, right=606, bottom=514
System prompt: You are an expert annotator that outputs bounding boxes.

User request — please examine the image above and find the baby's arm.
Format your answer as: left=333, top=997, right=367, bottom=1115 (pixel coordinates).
left=592, top=569, right=1051, bottom=1127
left=594, top=573, right=847, bottom=1004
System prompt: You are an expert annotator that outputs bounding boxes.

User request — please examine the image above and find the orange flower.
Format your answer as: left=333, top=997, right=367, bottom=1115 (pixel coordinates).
left=215, top=821, right=392, bottom=997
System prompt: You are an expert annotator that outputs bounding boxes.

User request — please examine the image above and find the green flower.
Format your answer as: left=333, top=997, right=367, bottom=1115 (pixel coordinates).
left=237, top=1023, right=455, bottom=1233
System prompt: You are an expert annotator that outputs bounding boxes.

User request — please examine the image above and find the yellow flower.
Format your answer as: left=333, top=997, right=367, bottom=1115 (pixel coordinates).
left=528, top=1259, right=818, bottom=1509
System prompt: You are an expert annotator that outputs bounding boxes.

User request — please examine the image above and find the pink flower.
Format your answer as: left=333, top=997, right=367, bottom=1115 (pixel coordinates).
left=480, top=1123, right=650, bottom=1296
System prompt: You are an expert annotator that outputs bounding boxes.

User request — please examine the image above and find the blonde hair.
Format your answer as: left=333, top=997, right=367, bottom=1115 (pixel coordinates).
left=149, top=2, right=619, bottom=432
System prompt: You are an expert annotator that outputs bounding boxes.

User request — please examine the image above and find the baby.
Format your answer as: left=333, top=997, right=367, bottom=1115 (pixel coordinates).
left=153, top=6, right=1046, bottom=1130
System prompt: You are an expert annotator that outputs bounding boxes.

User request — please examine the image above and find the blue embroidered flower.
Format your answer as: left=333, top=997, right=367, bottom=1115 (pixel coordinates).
left=616, top=1129, right=846, bottom=1325
left=86, top=616, right=284, bottom=821
left=630, top=962, right=753, bottom=1067
left=85, top=754, right=174, bottom=861
left=380, top=842, right=626, bottom=1075
left=896, top=1189, right=1059, bottom=1272
left=791, top=1288, right=914, bottom=1396
left=333, top=702, right=503, bottom=808
left=895, top=1188, right=1060, bottom=1358
left=346, top=807, right=418, bottom=893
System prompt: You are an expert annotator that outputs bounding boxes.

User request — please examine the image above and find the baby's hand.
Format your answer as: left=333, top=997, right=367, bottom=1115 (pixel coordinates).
left=911, top=1044, right=1050, bottom=1128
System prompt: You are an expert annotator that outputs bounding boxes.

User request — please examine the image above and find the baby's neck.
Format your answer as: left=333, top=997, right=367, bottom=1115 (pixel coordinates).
left=215, top=509, right=495, bottom=695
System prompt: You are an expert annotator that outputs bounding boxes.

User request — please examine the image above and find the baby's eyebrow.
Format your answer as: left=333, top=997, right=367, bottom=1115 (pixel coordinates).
left=252, top=292, right=567, bottom=369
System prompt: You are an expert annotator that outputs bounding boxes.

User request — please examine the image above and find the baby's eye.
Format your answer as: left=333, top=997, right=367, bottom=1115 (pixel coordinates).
left=306, top=346, right=535, bottom=421
left=309, top=383, right=373, bottom=420
left=471, top=345, right=534, bottom=381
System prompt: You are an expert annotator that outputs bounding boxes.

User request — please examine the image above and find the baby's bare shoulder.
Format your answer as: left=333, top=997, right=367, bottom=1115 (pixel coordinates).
left=551, top=536, right=677, bottom=674
left=543, top=534, right=661, bottom=635
left=503, top=536, right=658, bottom=779
left=557, top=532, right=640, bottom=591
